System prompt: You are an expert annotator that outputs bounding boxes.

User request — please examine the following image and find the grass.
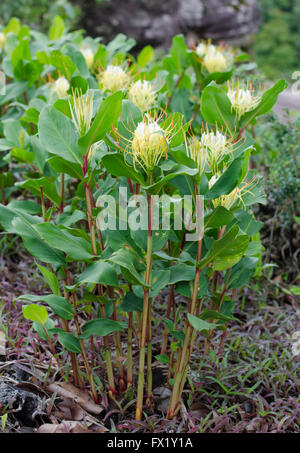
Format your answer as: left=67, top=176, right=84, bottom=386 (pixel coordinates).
left=0, top=252, right=299, bottom=432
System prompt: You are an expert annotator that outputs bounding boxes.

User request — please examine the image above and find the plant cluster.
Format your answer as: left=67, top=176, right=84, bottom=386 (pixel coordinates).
left=0, top=16, right=287, bottom=421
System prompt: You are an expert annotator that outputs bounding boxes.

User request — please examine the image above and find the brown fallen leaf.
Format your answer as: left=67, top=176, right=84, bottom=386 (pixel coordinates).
left=38, top=421, right=92, bottom=433
left=0, top=330, right=6, bottom=356
left=37, top=420, right=108, bottom=433
left=47, top=382, right=103, bottom=415
left=53, top=397, right=85, bottom=421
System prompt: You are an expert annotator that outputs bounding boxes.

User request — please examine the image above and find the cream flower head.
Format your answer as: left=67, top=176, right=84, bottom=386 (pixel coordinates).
left=128, top=80, right=157, bottom=112
left=81, top=47, right=94, bottom=69
left=68, top=89, right=94, bottom=136
left=195, top=41, right=217, bottom=58
left=99, top=65, right=130, bottom=92
left=203, top=49, right=228, bottom=73
left=52, top=76, right=70, bottom=98
left=130, top=119, right=168, bottom=173
left=186, top=136, right=208, bottom=175
left=200, top=129, right=233, bottom=174
left=227, top=81, right=261, bottom=119
left=195, top=40, right=232, bottom=73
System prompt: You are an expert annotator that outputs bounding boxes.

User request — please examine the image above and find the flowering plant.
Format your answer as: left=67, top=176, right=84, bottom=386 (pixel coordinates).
left=0, top=16, right=287, bottom=421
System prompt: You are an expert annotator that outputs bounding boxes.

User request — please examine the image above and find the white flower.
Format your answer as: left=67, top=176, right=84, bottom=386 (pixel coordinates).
left=131, top=120, right=168, bottom=172
left=200, top=130, right=232, bottom=173
left=128, top=80, right=157, bottom=112
left=227, top=81, right=261, bottom=119
left=186, top=136, right=207, bottom=175
left=69, top=89, right=94, bottom=136
left=81, top=47, right=94, bottom=69
left=196, top=42, right=217, bottom=57
left=52, top=77, right=70, bottom=98
left=99, top=65, right=130, bottom=92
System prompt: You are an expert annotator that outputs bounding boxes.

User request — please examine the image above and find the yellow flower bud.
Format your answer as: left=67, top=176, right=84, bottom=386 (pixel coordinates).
left=81, top=47, right=94, bottom=69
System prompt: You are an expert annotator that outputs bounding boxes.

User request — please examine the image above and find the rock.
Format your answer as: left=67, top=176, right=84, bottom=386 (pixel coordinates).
left=0, top=382, right=43, bottom=426
left=153, top=386, right=172, bottom=413
left=80, top=0, right=262, bottom=49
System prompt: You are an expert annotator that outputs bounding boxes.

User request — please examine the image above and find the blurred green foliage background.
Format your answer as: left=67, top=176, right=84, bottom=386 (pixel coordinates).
left=0, top=0, right=80, bottom=32
left=0, top=0, right=299, bottom=80
left=255, top=0, right=300, bottom=79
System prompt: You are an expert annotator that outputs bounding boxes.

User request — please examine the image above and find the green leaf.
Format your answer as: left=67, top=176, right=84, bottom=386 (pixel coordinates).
left=118, top=99, right=142, bottom=142
left=199, top=309, right=234, bottom=323
left=35, top=223, right=94, bottom=261
left=233, top=210, right=263, bottom=236
left=69, top=75, right=89, bottom=94
left=170, top=35, right=188, bottom=75
left=187, top=313, right=216, bottom=332
left=55, top=331, right=81, bottom=353
left=12, top=217, right=66, bottom=266
left=49, top=15, right=65, bottom=40
left=50, top=50, right=77, bottom=80
left=205, top=153, right=249, bottom=200
left=4, top=17, right=21, bottom=34
left=33, top=318, right=55, bottom=341
left=65, top=45, right=89, bottom=78
left=23, top=304, right=48, bottom=325
left=202, top=69, right=234, bottom=88
left=80, top=319, right=124, bottom=339
left=53, top=99, right=72, bottom=119
left=9, top=147, right=34, bottom=164
left=47, top=156, right=82, bottom=179
left=93, top=44, right=107, bottom=68
left=101, top=152, right=146, bottom=185
left=16, top=177, right=61, bottom=207
left=19, top=294, right=74, bottom=320
left=130, top=229, right=169, bottom=253
left=79, top=91, right=123, bottom=155
left=39, top=105, right=81, bottom=164
left=169, top=263, right=195, bottom=284
left=109, top=248, right=146, bottom=286
left=137, top=46, right=154, bottom=68
left=37, top=263, right=60, bottom=296
left=204, top=206, right=235, bottom=229
left=145, top=164, right=198, bottom=194
left=155, top=354, right=170, bottom=365
left=119, top=293, right=143, bottom=312
left=228, top=256, right=258, bottom=289
left=201, top=84, right=236, bottom=136
left=198, top=225, right=249, bottom=271
left=76, top=261, right=119, bottom=287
